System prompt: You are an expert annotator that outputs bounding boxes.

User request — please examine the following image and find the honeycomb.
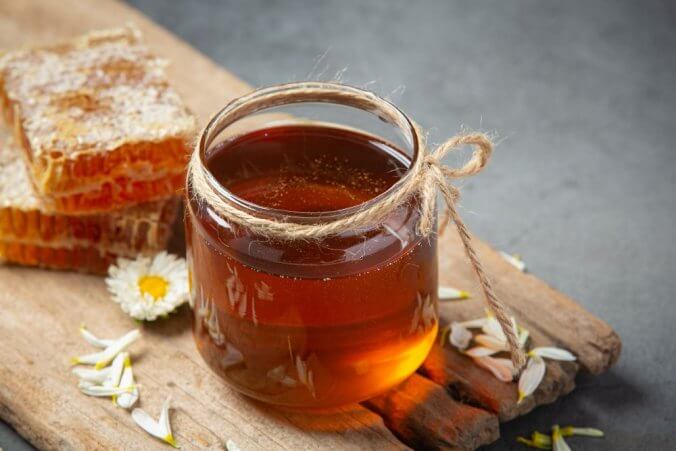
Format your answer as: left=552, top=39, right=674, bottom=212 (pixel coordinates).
left=0, top=25, right=196, bottom=214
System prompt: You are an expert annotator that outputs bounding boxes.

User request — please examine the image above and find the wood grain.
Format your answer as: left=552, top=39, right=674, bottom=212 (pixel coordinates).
left=0, top=1, right=621, bottom=450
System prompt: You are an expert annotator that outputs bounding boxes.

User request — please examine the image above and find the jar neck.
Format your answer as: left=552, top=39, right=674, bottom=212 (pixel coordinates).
left=198, top=82, right=419, bottom=223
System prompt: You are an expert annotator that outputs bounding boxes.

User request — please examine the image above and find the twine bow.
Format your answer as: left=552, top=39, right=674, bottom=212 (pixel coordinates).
left=418, top=131, right=527, bottom=374
left=188, top=82, right=527, bottom=375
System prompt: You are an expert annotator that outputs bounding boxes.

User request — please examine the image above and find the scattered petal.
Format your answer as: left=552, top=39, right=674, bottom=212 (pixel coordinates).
left=449, top=322, right=473, bottom=350
left=501, top=251, right=526, bottom=272
left=552, top=425, right=571, bottom=451
left=132, top=396, right=178, bottom=448
left=516, top=431, right=552, bottom=449
left=107, top=252, right=189, bottom=321
left=104, top=352, right=126, bottom=389
left=79, top=324, right=114, bottom=348
left=78, top=382, right=135, bottom=397
left=225, top=439, right=241, bottom=451
left=116, top=355, right=139, bottom=409
left=473, top=356, right=514, bottom=382
left=72, top=329, right=140, bottom=369
left=438, top=286, right=470, bottom=301
left=465, top=346, right=499, bottom=357
left=529, top=347, right=576, bottom=362
left=474, top=334, right=507, bottom=351
left=457, top=317, right=487, bottom=329
left=561, top=426, right=604, bottom=438
left=518, top=356, right=546, bottom=403
left=72, top=366, right=112, bottom=384
left=482, top=315, right=504, bottom=341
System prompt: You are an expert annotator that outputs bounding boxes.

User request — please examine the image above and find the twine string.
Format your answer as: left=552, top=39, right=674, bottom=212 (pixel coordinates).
left=422, top=133, right=527, bottom=373
left=188, top=83, right=526, bottom=375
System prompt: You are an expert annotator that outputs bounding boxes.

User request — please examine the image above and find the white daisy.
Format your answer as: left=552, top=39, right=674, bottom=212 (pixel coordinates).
left=106, top=252, right=189, bottom=321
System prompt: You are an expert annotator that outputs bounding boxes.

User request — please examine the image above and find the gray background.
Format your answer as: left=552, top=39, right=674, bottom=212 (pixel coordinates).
left=2, top=0, right=675, bottom=449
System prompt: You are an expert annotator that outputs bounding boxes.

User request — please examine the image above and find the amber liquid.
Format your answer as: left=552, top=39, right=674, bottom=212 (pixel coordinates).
left=186, top=125, right=438, bottom=409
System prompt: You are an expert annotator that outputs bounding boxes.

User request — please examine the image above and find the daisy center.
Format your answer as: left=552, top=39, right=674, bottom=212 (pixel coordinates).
left=138, top=275, right=169, bottom=301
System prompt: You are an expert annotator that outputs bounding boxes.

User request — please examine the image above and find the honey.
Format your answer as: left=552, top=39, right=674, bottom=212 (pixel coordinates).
left=186, top=124, right=438, bottom=409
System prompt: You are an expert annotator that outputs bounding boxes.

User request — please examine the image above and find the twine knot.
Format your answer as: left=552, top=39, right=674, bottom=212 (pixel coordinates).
left=419, top=131, right=527, bottom=374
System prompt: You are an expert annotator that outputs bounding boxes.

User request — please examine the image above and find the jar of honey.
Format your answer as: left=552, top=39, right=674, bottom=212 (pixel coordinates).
left=186, top=83, right=438, bottom=409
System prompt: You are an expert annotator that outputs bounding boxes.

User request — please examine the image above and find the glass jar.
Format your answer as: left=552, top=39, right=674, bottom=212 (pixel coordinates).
left=186, top=82, right=438, bottom=410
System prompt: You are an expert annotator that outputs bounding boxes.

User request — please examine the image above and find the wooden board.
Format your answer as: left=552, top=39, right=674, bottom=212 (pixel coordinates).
left=0, top=1, right=621, bottom=450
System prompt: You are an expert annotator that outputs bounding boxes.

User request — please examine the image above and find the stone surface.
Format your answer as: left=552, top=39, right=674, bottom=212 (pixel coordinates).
left=2, top=0, right=675, bottom=449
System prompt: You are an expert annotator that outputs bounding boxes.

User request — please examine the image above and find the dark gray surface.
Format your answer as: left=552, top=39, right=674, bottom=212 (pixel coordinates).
left=2, top=1, right=675, bottom=449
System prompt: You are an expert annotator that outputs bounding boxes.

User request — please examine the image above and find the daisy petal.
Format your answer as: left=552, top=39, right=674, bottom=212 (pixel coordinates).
left=449, top=322, right=472, bottom=350
left=465, top=346, right=499, bottom=357
left=438, top=286, right=470, bottom=301
left=79, top=324, right=114, bottom=348
left=72, top=366, right=112, bottom=384
left=132, top=408, right=163, bottom=439
left=132, top=396, right=178, bottom=448
left=516, top=431, right=552, bottom=449
left=518, top=356, right=546, bottom=403
left=552, top=425, right=571, bottom=451
left=105, top=352, right=126, bottom=388
left=482, top=316, right=506, bottom=342
left=78, top=382, right=135, bottom=397
left=472, top=356, right=514, bottom=382
left=562, top=426, right=604, bottom=438
left=159, top=396, right=174, bottom=443
left=457, top=318, right=487, bottom=329
left=116, top=356, right=139, bottom=409
left=93, top=329, right=140, bottom=370
left=529, top=347, right=576, bottom=361
left=500, top=251, right=526, bottom=272
left=474, top=334, right=507, bottom=351
left=71, top=350, right=106, bottom=366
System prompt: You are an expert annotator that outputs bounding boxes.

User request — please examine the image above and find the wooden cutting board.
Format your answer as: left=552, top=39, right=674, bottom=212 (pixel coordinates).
left=0, top=1, right=621, bottom=450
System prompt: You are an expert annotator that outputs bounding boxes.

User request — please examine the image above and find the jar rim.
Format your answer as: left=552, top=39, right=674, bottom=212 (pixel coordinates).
left=196, top=82, right=420, bottom=222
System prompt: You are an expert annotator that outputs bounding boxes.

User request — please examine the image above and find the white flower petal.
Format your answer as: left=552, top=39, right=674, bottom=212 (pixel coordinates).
left=132, top=408, right=164, bottom=439
left=225, top=439, right=241, bottom=451
left=132, top=396, right=177, bottom=448
left=472, top=356, right=514, bottom=382
left=78, top=382, right=135, bottom=397
left=105, top=352, right=126, bottom=388
left=567, top=427, right=604, bottom=437
left=465, top=346, right=499, bottom=357
left=552, top=425, right=572, bottom=451
left=438, top=286, right=470, bottom=301
left=72, top=366, right=112, bottom=384
left=474, top=334, right=507, bottom=351
left=529, top=347, right=576, bottom=361
left=159, top=396, right=173, bottom=441
left=116, top=356, right=139, bottom=409
left=71, top=350, right=106, bottom=366
left=457, top=318, right=487, bottom=329
left=500, top=251, right=526, bottom=272
left=518, top=356, right=546, bottom=402
left=449, top=322, right=473, bottom=350
left=481, top=315, right=506, bottom=342
left=79, top=324, right=114, bottom=348
left=95, top=329, right=141, bottom=370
